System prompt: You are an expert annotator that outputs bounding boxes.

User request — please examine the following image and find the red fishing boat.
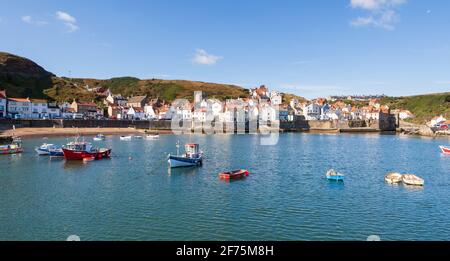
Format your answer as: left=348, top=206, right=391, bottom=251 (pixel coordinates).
left=440, top=146, right=450, bottom=155
left=219, top=169, right=250, bottom=180
left=62, top=140, right=111, bottom=160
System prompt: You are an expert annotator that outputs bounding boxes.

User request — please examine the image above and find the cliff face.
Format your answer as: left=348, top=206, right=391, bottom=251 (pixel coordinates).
left=0, top=52, right=54, bottom=98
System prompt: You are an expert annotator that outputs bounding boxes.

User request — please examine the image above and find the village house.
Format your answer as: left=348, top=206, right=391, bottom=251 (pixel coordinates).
left=269, top=91, right=283, bottom=106
left=127, top=107, right=145, bottom=120
left=429, top=115, right=447, bottom=127
left=0, top=90, right=6, bottom=118
left=47, top=102, right=61, bottom=119
left=30, top=99, right=49, bottom=119
left=303, top=103, right=321, bottom=120
left=71, top=100, right=98, bottom=118
left=398, top=109, right=414, bottom=120
left=126, top=95, right=147, bottom=108
left=7, top=97, right=31, bottom=119
left=105, top=92, right=128, bottom=106
left=144, top=104, right=158, bottom=120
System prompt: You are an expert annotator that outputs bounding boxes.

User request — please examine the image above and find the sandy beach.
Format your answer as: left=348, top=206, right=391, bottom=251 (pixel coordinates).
left=0, top=127, right=173, bottom=138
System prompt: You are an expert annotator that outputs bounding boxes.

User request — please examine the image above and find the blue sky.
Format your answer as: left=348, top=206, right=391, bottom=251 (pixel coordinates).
left=0, top=0, right=449, bottom=98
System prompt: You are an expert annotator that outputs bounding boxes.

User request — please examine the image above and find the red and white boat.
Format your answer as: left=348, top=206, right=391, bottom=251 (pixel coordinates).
left=62, top=140, right=111, bottom=160
left=440, top=146, right=450, bottom=155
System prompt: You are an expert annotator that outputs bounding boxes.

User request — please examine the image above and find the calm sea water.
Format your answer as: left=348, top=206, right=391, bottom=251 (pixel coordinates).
left=0, top=133, right=449, bottom=241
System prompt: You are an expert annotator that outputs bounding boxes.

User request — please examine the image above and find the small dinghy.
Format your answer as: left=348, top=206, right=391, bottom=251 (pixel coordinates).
left=146, top=134, right=159, bottom=139
left=120, top=135, right=132, bottom=141
left=385, top=172, right=403, bottom=184
left=402, top=174, right=424, bottom=186
left=439, top=145, right=450, bottom=155
left=326, top=169, right=344, bottom=182
left=134, top=135, right=143, bottom=139
left=93, top=134, right=106, bottom=141
left=219, top=169, right=249, bottom=180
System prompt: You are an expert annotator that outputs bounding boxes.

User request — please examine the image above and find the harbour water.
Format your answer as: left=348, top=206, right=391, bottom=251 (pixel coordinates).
left=0, top=133, right=449, bottom=240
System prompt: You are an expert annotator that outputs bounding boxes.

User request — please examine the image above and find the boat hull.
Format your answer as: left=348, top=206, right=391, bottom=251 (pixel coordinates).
left=49, top=149, right=64, bottom=157
left=168, top=155, right=202, bottom=168
left=327, top=175, right=344, bottom=182
left=35, top=148, right=50, bottom=155
left=0, top=147, right=23, bottom=155
left=440, top=146, right=450, bottom=155
left=219, top=169, right=249, bottom=180
left=62, top=148, right=111, bottom=160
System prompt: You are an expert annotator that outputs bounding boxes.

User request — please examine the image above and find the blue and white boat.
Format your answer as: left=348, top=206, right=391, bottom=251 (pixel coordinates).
left=168, top=142, right=203, bottom=168
left=35, top=143, right=59, bottom=155
left=93, top=134, right=106, bottom=141
left=326, top=169, right=345, bottom=182
left=49, top=148, right=64, bottom=157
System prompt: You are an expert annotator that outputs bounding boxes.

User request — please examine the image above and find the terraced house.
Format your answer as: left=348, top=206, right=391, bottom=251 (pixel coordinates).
left=0, top=90, right=6, bottom=118
left=7, top=97, right=31, bottom=119
left=30, top=99, right=49, bottom=119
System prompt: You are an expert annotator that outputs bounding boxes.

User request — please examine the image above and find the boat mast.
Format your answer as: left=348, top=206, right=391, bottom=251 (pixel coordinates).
left=176, top=140, right=180, bottom=156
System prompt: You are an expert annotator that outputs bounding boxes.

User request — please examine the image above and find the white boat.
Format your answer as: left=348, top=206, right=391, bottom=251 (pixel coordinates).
left=35, top=143, right=59, bottom=155
left=168, top=142, right=203, bottom=168
left=134, top=135, right=143, bottom=139
left=385, top=172, right=403, bottom=184
left=402, top=174, right=424, bottom=186
left=120, top=135, right=132, bottom=141
left=326, top=169, right=344, bottom=182
left=146, top=134, right=159, bottom=139
left=93, top=134, right=106, bottom=141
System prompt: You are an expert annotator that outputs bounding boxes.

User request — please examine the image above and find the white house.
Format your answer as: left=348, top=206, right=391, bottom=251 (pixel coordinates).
left=259, top=104, right=277, bottom=122
left=30, top=99, right=49, bottom=119
left=144, top=104, right=158, bottom=119
left=269, top=91, right=283, bottom=105
left=47, top=102, right=61, bottom=119
left=0, top=90, right=6, bottom=118
left=7, top=98, right=31, bottom=118
left=303, top=103, right=321, bottom=120
left=429, top=115, right=447, bottom=127
left=399, top=110, right=414, bottom=120
left=289, top=98, right=299, bottom=109
left=127, top=107, right=145, bottom=120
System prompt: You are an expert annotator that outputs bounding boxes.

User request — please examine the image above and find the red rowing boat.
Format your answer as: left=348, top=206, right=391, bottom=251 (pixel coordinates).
left=440, top=146, right=450, bottom=155
left=62, top=140, right=111, bottom=160
left=219, top=169, right=250, bottom=180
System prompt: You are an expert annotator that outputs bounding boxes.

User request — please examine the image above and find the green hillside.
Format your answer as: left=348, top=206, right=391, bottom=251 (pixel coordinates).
left=381, top=93, right=450, bottom=124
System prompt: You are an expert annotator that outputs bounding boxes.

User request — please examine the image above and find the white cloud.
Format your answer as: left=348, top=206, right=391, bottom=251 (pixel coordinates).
left=22, top=16, right=32, bottom=23
left=350, top=0, right=407, bottom=30
left=56, top=11, right=79, bottom=32
left=192, top=49, right=223, bottom=65
left=21, top=15, right=48, bottom=26
left=426, top=10, right=432, bottom=14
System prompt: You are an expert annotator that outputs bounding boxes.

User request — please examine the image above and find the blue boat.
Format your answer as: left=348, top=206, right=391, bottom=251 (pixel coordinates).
left=168, top=142, right=203, bottom=168
left=326, top=169, right=345, bottom=182
left=35, top=143, right=59, bottom=155
left=49, top=148, right=64, bottom=157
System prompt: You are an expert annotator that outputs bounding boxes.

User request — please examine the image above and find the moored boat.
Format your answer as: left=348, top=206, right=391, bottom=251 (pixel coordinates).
left=93, top=134, right=106, bottom=141
left=35, top=143, right=59, bottom=155
left=385, top=172, right=403, bottom=184
left=440, top=145, right=450, bottom=155
left=168, top=142, right=203, bottom=168
left=62, top=139, right=111, bottom=160
left=120, top=135, right=132, bottom=141
left=402, top=174, right=424, bottom=186
left=326, top=169, right=345, bottom=182
left=49, top=148, right=64, bottom=157
left=134, top=135, right=143, bottom=139
left=0, top=138, right=23, bottom=155
left=219, top=169, right=249, bottom=180
left=146, top=134, right=159, bottom=139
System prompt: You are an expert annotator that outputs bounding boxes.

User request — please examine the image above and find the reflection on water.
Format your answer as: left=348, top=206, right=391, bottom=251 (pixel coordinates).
left=0, top=133, right=449, bottom=240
